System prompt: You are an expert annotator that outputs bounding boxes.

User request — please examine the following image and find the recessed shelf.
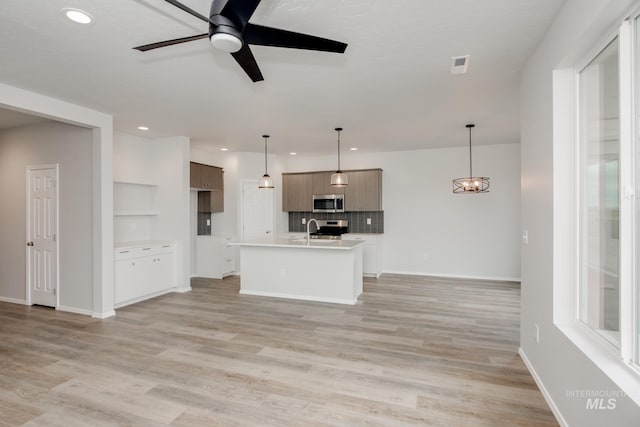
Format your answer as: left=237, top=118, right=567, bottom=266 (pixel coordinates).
left=114, top=210, right=160, bottom=216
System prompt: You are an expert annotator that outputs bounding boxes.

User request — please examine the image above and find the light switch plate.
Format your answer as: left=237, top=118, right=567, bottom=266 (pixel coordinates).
left=367, top=218, right=372, bottom=225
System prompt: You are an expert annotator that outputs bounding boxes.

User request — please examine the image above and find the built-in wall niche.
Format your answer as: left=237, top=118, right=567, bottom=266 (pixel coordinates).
left=113, top=180, right=159, bottom=243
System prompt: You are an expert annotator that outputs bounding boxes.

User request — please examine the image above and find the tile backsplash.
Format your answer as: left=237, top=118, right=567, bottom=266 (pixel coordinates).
left=198, top=212, right=212, bottom=235
left=288, top=211, right=384, bottom=234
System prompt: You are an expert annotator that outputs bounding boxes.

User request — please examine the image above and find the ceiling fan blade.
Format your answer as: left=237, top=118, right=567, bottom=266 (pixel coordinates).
left=244, top=24, right=347, bottom=53
left=133, top=33, right=209, bottom=51
left=221, top=0, right=263, bottom=29
left=230, top=44, right=264, bottom=82
left=164, top=0, right=211, bottom=23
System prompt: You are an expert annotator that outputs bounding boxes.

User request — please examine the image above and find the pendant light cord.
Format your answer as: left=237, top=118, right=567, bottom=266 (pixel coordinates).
left=263, top=135, right=269, bottom=175
left=335, top=127, right=343, bottom=171
left=466, top=124, right=475, bottom=178
left=469, top=126, right=472, bottom=178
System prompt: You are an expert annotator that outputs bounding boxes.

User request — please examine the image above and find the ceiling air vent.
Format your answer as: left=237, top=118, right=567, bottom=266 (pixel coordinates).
left=450, top=55, right=470, bottom=75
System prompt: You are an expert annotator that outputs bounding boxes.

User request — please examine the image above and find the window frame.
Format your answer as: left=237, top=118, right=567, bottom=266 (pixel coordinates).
left=575, top=35, right=622, bottom=350
left=552, top=13, right=640, bottom=405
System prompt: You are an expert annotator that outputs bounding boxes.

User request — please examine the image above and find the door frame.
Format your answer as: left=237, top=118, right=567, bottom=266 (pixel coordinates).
left=239, top=179, right=274, bottom=240
left=25, top=164, right=60, bottom=308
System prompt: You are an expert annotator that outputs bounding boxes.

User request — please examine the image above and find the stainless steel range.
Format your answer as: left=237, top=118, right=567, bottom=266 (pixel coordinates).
left=309, top=220, right=348, bottom=240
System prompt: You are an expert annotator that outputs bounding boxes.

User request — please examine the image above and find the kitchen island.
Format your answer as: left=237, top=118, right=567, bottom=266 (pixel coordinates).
left=231, top=237, right=364, bottom=304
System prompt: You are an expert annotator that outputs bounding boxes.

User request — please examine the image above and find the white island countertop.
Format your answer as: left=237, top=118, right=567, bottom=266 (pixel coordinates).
left=230, top=237, right=363, bottom=250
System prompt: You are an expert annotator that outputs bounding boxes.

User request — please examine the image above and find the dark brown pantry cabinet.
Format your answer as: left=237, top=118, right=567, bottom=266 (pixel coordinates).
left=190, top=162, right=224, bottom=213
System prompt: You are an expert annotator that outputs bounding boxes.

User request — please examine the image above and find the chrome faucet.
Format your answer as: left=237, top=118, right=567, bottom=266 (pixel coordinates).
left=306, top=218, right=320, bottom=244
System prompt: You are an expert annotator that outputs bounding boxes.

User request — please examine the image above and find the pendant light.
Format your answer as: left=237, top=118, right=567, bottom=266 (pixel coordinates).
left=452, top=124, right=490, bottom=193
left=258, top=134, right=274, bottom=189
left=330, top=127, right=348, bottom=187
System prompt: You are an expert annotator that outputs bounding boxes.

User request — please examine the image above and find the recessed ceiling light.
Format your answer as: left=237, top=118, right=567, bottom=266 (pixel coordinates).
left=220, top=148, right=229, bottom=151
left=289, top=152, right=297, bottom=155
left=350, top=147, right=358, bottom=151
left=63, top=8, right=93, bottom=24
left=137, top=126, right=149, bottom=131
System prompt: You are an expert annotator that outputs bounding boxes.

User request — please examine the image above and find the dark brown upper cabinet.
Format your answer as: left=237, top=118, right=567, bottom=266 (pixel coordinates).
left=282, top=169, right=382, bottom=212
left=190, top=162, right=223, bottom=191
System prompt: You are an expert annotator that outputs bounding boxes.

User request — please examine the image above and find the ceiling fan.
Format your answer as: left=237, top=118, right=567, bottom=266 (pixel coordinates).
left=133, top=0, right=348, bottom=82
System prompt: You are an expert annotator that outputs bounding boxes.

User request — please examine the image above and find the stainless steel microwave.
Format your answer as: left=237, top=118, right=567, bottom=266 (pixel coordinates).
left=312, top=194, right=345, bottom=213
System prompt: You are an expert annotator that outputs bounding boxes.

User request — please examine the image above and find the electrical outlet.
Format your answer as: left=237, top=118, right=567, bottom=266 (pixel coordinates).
left=367, top=217, right=372, bottom=225
left=522, top=230, right=529, bottom=245
left=206, top=218, right=211, bottom=226
left=534, top=323, right=540, bottom=343
left=302, top=218, right=306, bottom=225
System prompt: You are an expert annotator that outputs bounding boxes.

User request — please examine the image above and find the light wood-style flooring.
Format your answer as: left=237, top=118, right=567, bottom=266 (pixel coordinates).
left=0, top=274, right=557, bottom=426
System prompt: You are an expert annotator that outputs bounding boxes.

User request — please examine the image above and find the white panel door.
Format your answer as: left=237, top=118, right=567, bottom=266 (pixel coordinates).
left=27, top=166, right=58, bottom=307
left=241, top=180, right=274, bottom=240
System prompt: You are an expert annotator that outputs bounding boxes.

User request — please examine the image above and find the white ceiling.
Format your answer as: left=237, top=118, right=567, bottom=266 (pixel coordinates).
left=0, top=0, right=565, bottom=155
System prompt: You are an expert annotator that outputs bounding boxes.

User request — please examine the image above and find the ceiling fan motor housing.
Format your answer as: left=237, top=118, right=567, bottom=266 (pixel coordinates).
left=209, top=0, right=243, bottom=42
left=209, top=14, right=242, bottom=40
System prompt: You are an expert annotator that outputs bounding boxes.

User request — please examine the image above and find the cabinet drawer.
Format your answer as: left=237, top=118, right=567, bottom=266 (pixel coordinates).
left=114, top=243, right=174, bottom=260
left=224, top=259, right=235, bottom=274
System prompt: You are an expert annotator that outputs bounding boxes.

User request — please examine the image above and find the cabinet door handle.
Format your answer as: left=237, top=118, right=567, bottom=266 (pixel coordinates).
left=142, top=247, right=151, bottom=251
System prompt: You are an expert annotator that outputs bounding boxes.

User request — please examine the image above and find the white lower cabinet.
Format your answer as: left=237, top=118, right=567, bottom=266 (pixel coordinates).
left=196, top=235, right=236, bottom=279
left=114, top=242, right=176, bottom=308
left=343, top=234, right=383, bottom=278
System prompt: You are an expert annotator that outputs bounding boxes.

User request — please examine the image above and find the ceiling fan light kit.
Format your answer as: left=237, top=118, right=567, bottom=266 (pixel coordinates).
left=133, top=0, right=348, bottom=82
left=452, top=124, right=490, bottom=194
left=210, top=33, right=242, bottom=53
left=331, top=127, right=348, bottom=187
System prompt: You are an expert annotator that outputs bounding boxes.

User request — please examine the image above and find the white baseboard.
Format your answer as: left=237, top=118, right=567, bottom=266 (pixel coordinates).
left=92, top=309, right=116, bottom=319
left=0, top=296, right=27, bottom=305
left=57, top=305, right=93, bottom=316
left=382, top=270, right=521, bottom=283
left=239, top=289, right=358, bottom=305
left=173, top=286, right=192, bottom=294
left=518, top=348, right=568, bottom=427
left=114, top=287, right=176, bottom=309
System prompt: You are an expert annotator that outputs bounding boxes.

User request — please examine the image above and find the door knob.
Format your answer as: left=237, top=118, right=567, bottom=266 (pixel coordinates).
left=26, top=241, right=34, bottom=247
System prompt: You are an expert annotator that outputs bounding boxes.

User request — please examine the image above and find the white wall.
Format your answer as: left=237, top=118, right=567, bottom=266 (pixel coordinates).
left=287, top=143, right=521, bottom=280
left=114, top=132, right=191, bottom=291
left=0, top=122, right=94, bottom=311
left=520, top=0, right=640, bottom=425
